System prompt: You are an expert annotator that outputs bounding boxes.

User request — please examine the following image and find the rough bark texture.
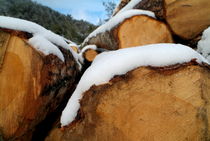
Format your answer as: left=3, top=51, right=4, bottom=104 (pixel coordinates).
left=83, top=15, right=173, bottom=50
left=113, top=0, right=164, bottom=19
left=113, top=0, right=131, bottom=16
left=83, top=30, right=118, bottom=50
left=45, top=63, right=210, bottom=141
left=164, top=0, right=210, bottom=39
left=0, top=31, right=9, bottom=69
left=0, top=29, right=80, bottom=141
left=134, top=0, right=164, bottom=20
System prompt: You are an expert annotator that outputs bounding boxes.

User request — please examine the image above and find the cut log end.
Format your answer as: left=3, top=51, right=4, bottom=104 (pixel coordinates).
left=116, top=15, right=173, bottom=49
left=45, top=63, right=210, bottom=141
left=83, top=49, right=98, bottom=62
left=164, top=0, right=210, bottom=39
left=0, top=29, right=80, bottom=140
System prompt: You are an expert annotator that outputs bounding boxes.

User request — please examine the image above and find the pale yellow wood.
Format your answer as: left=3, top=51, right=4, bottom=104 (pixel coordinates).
left=84, top=49, right=98, bottom=62
left=0, top=29, right=80, bottom=140
left=118, top=16, right=173, bottom=49
left=0, top=33, right=43, bottom=138
left=71, top=46, right=79, bottom=53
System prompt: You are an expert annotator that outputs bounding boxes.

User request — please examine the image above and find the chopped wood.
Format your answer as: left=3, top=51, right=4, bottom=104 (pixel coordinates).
left=45, top=64, right=210, bottom=141
left=164, top=0, right=210, bottom=39
left=0, top=29, right=80, bottom=141
left=83, top=49, right=98, bottom=62
left=114, top=0, right=210, bottom=40
left=83, top=15, right=173, bottom=50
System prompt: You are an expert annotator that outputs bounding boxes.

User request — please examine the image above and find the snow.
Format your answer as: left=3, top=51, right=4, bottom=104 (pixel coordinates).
left=82, top=9, right=155, bottom=46
left=117, top=0, right=143, bottom=14
left=0, top=16, right=80, bottom=64
left=78, top=45, right=97, bottom=63
left=69, top=42, right=79, bottom=48
left=60, top=43, right=208, bottom=127
left=29, top=35, right=64, bottom=61
left=197, top=27, right=210, bottom=62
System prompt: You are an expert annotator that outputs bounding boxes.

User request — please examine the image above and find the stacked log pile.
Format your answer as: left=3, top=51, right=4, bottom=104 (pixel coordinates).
left=0, top=0, right=210, bottom=140
left=45, top=0, right=210, bottom=141
left=83, top=0, right=210, bottom=55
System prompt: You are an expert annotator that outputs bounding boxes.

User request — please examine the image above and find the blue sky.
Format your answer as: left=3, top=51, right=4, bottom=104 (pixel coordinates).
left=32, top=0, right=119, bottom=25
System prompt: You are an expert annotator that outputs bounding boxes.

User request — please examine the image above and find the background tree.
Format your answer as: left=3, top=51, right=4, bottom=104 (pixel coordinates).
left=0, top=0, right=96, bottom=43
left=102, top=0, right=116, bottom=22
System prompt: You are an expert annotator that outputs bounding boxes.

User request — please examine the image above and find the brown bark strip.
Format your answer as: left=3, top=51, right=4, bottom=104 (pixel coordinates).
left=0, top=31, right=10, bottom=70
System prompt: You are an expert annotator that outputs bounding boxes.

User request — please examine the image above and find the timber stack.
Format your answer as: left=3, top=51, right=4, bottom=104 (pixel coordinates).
left=82, top=0, right=210, bottom=62
left=46, top=0, right=210, bottom=140
left=0, top=0, right=210, bottom=140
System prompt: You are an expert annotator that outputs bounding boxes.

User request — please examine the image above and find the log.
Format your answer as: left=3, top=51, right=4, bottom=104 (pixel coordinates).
left=83, top=49, right=98, bottom=62
left=83, top=15, right=173, bottom=50
left=80, top=45, right=108, bottom=63
left=0, top=29, right=80, bottom=141
left=114, top=0, right=210, bottom=40
left=164, top=0, right=210, bottom=39
left=45, top=63, right=210, bottom=141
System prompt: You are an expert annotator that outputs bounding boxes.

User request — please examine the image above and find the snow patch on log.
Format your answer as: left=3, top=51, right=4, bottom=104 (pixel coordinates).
left=28, top=35, right=65, bottom=61
left=61, top=43, right=208, bottom=127
left=197, top=27, right=210, bottom=63
left=117, top=0, right=142, bottom=14
left=0, top=16, right=80, bottom=63
left=82, top=9, right=155, bottom=46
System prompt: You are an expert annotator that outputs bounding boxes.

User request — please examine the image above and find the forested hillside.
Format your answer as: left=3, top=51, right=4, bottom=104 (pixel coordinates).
left=0, top=0, right=96, bottom=43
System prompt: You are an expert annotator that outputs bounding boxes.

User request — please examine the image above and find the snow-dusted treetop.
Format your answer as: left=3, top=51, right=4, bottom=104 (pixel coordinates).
left=82, top=9, right=155, bottom=46
left=197, top=26, right=210, bottom=63
left=61, top=43, right=208, bottom=127
left=0, top=16, right=79, bottom=64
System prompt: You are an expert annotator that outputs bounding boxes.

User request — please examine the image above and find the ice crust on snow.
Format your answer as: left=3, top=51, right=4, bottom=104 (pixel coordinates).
left=82, top=9, right=155, bottom=45
left=197, top=27, right=210, bottom=63
left=61, top=43, right=208, bottom=127
left=0, top=16, right=79, bottom=63
left=117, top=0, right=143, bottom=14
